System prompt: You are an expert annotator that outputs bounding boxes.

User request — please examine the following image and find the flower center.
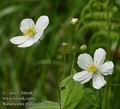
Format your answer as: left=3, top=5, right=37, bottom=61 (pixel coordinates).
left=87, top=64, right=97, bottom=73
left=24, top=26, right=36, bottom=37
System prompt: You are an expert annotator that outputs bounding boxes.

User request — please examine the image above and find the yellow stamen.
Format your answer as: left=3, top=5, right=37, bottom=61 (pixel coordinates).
left=87, top=64, right=97, bottom=73
left=24, top=26, right=36, bottom=37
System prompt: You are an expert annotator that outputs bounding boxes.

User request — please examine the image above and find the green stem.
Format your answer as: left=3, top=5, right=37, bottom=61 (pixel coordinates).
left=102, top=1, right=112, bottom=109
left=99, top=90, right=102, bottom=109
left=70, top=19, right=80, bottom=74
left=46, top=46, right=61, bottom=109
left=70, top=49, right=76, bottom=74
left=63, top=54, right=67, bottom=79
left=46, top=47, right=54, bottom=65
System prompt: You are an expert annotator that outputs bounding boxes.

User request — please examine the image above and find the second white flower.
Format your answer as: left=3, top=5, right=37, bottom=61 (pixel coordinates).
left=73, top=48, right=114, bottom=89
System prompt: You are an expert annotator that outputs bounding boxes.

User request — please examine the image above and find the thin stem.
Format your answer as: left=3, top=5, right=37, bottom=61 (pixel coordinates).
left=70, top=19, right=80, bottom=74
left=99, top=90, right=102, bottom=109
left=46, top=47, right=54, bottom=65
left=70, top=33, right=77, bottom=75
left=58, top=86, right=62, bottom=109
left=46, top=46, right=61, bottom=109
left=70, top=50, right=76, bottom=74
left=104, top=1, right=112, bottom=109
left=62, top=54, right=67, bottom=80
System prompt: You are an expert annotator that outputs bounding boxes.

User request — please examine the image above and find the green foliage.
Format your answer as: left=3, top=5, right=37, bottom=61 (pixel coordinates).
left=60, top=75, right=84, bottom=109
left=79, top=0, right=120, bottom=49
left=0, top=0, right=120, bottom=109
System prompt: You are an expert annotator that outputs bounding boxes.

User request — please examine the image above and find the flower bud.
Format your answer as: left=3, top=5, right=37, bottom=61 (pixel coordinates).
left=71, top=18, right=78, bottom=25
left=62, top=42, right=68, bottom=46
left=80, top=44, right=87, bottom=51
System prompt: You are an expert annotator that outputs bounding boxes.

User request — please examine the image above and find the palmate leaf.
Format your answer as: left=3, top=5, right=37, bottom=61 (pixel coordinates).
left=60, top=75, right=84, bottom=109
left=26, top=74, right=84, bottom=109
left=26, top=101, right=60, bottom=109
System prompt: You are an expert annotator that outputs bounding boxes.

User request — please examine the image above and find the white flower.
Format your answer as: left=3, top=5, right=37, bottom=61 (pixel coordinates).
left=73, top=48, right=114, bottom=89
left=10, top=15, right=49, bottom=48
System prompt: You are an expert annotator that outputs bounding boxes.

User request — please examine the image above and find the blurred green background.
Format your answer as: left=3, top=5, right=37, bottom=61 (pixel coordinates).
left=0, top=0, right=120, bottom=109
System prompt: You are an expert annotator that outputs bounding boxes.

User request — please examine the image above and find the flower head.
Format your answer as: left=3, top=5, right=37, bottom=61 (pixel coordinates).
left=10, top=15, right=49, bottom=48
left=73, top=48, right=114, bottom=89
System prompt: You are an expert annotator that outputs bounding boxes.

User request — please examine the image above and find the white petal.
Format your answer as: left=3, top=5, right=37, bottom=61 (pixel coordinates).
left=77, top=53, right=93, bottom=70
left=35, top=15, right=49, bottom=32
left=94, top=48, right=106, bottom=66
left=100, top=61, right=114, bottom=76
left=33, top=30, right=43, bottom=43
left=92, top=74, right=106, bottom=89
left=73, top=71, right=93, bottom=84
left=81, top=75, right=93, bottom=84
left=20, top=18, right=35, bottom=33
left=10, top=36, right=28, bottom=45
left=18, top=38, right=34, bottom=48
